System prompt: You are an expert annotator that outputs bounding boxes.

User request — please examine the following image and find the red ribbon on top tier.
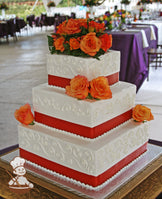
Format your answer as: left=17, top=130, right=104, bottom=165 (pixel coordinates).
left=34, top=109, right=132, bottom=139
left=48, top=72, right=119, bottom=88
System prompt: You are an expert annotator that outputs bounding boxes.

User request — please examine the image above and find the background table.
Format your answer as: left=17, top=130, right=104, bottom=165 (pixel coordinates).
left=0, top=144, right=161, bottom=199
left=107, top=25, right=158, bottom=91
left=133, top=19, right=162, bottom=45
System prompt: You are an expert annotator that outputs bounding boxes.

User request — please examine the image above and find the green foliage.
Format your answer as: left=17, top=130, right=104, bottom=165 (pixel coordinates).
left=47, top=1, right=55, bottom=7
left=4, top=1, right=46, bottom=20
left=121, top=0, right=130, bottom=5
left=57, top=0, right=82, bottom=7
left=0, top=2, right=9, bottom=9
left=3, top=0, right=83, bottom=19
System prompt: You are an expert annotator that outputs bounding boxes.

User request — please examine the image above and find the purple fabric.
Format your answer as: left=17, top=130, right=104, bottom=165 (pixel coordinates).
left=107, top=26, right=158, bottom=91
left=0, top=144, right=19, bottom=156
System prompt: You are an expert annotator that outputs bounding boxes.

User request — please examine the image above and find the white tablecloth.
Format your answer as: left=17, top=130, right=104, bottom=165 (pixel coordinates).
left=125, top=29, right=149, bottom=48
left=133, top=20, right=162, bottom=45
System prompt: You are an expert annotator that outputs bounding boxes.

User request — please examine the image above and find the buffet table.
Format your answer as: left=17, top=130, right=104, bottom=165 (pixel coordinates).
left=107, top=25, right=158, bottom=91
left=0, top=143, right=161, bottom=199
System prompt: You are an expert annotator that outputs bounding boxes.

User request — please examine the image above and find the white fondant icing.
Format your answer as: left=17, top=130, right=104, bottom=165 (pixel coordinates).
left=46, top=51, right=120, bottom=80
left=25, top=150, right=148, bottom=191
left=18, top=119, right=149, bottom=176
left=32, top=82, right=136, bottom=127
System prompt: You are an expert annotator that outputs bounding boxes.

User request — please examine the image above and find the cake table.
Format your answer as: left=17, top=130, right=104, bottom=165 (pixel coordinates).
left=0, top=143, right=161, bottom=199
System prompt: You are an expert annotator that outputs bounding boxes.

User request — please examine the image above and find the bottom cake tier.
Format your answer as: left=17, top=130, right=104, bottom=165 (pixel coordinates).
left=18, top=119, right=149, bottom=188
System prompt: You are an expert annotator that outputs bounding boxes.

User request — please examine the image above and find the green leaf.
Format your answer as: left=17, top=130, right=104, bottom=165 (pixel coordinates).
left=47, top=35, right=54, bottom=47
left=86, top=93, right=94, bottom=100
left=81, top=26, right=88, bottom=35
left=29, top=121, right=35, bottom=125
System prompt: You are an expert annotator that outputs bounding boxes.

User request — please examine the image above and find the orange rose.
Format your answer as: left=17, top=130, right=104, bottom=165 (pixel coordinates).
left=88, top=21, right=105, bottom=33
left=66, top=75, right=89, bottom=99
left=132, top=105, right=154, bottom=122
left=56, top=21, right=66, bottom=34
left=64, top=19, right=81, bottom=34
left=99, top=34, right=112, bottom=52
left=54, top=37, right=65, bottom=52
left=90, top=76, right=112, bottom=100
left=14, top=104, right=34, bottom=125
left=80, top=32, right=101, bottom=56
left=69, top=38, right=80, bottom=50
left=78, top=19, right=88, bottom=29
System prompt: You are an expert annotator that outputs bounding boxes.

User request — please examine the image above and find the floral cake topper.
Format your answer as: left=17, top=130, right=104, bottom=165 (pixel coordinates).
left=48, top=18, right=112, bottom=59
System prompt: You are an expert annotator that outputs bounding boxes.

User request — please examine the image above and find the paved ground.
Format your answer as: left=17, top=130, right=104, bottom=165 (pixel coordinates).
left=0, top=32, right=48, bottom=149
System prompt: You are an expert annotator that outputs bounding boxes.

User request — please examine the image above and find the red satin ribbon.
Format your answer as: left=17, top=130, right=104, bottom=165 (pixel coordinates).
left=34, top=109, right=132, bottom=139
left=20, top=142, right=147, bottom=187
left=48, top=72, right=119, bottom=88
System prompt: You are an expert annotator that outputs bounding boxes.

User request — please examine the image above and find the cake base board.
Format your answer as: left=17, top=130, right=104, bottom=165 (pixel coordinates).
left=1, top=144, right=161, bottom=199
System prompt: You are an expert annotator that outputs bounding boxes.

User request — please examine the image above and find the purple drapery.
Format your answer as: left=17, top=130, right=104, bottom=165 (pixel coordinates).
left=107, top=25, right=158, bottom=92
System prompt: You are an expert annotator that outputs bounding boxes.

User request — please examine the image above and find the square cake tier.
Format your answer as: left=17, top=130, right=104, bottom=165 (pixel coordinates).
left=32, top=81, right=136, bottom=138
left=47, top=50, right=120, bottom=88
left=19, top=119, right=149, bottom=188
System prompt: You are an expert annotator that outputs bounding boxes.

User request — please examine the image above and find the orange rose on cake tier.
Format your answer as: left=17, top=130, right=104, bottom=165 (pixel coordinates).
left=57, top=19, right=81, bottom=35
left=54, top=37, right=65, bottom=52
left=78, top=19, right=88, bottom=29
left=90, top=76, right=112, bottom=100
left=80, top=32, right=102, bottom=57
left=69, top=38, right=80, bottom=50
left=14, top=104, right=34, bottom=125
left=99, top=34, right=112, bottom=52
left=132, top=104, right=154, bottom=122
left=88, top=21, right=105, bottom=32
left=66, top=75, right=89, bottom=100
left=56, top=21, right=66, bottom=34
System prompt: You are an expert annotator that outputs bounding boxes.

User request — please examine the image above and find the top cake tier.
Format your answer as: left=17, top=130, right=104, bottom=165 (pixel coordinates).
left=47, top=50, right=120, bottom=88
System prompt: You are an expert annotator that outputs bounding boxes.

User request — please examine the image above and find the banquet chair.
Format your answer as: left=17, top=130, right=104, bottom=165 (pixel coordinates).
left=71, top=12, right=76, bottom=19
left=6, top=19, right=17, bottom=42
left=147, top=45, right=162, bottom=81
left=26, top=15, right=35, bottom=27
left=40, top=13, right=48, bottom=28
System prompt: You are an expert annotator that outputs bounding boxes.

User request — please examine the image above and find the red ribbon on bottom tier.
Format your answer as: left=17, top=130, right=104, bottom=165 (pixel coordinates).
left=20, top=142, right=147, bottom=187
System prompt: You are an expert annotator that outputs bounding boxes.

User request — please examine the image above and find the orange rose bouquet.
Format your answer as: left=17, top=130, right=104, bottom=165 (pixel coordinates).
left=66, top=75, right=112, bottom=100
left=48, top=18, right=112, bottom=59
left=14, top=104, right=34, bottom=125
left=132, top=105, right=154, bottom=122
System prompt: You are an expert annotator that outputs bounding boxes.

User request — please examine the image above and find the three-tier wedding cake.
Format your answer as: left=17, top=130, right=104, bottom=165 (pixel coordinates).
left=15, top=19, right=153, bottom=189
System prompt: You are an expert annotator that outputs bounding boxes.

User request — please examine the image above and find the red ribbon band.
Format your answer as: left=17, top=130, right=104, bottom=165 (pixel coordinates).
left=34, top=109, right=132, bottom=139
left=20, top=142, right=147, bottom=187
left=48, top=72, right=119, bottom=88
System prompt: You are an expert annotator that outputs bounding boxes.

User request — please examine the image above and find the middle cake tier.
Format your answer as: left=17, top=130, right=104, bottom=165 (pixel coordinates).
left=33, top=81, right=136, bottom=138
